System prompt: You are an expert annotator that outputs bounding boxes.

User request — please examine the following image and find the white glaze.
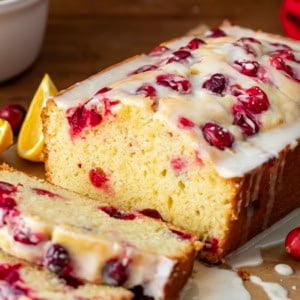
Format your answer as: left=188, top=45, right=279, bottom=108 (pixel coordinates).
left=226, top=208, right=300, bottom=269
left=274, top=264, right=294, bottom=276
left=250, top=275, right=289, bottom=300
left=180, top=261, right=251, bottom=300
left=53, top=24, right=300, bottom=179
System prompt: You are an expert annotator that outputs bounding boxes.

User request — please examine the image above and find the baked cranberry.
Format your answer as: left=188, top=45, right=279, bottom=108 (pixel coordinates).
left=0, top=104, right=26, bottom=135
left=156, top=74, right=191, bottom=94
left=270, top=42, right=292, bottom=50
left=270, top=49, right=295, bottom=61
left=270, top=56, right=294, bottom=78
left=102, top=258, right=129, bottom=286
left=45, top=244, right=71, bottom=275
left=99, top=206, right=137, bottom=220
left=205, top=28, right=226, bottom=38
left=230, top=84, right=244, bottom=97
left=95, top=87, right=112, bottom=95
left=62, top=275, right=83, bottom=288
left=203, top=238, right=219, bottom=254
left=238, top=37, right=261, bottom=45
left=237, top=86, right=269, bottom=114
left=139, top=209, right=163, bottom=221
left=67, top=106, right=89, bottom=136
left=136, top=84, right=157, bottom=99
left=149, top=45, right=169, bottom=57
left=178, top=116, right=195, bottom=129
left=89, top=168, right=109, bottom=189
left=232, top=104, right=260, bottom=136
left=170, top=157, right=188, bottom=173
left=13, top=223, right=45, bottom=246
left=0, top=263, right=21, bottom=284
left=202, top=73, right=227, bottom=95
left=233, top=60, right=259, bottom=77
left=102, top=98, right=120, bottom=117
left=129, top=65, right=158, bottom=75
left=183, top=38, right=206, bottom=50
left=0, top=182, right=17, bottom=195
left=167, top=50, right=191, bottom=63
left=170, top=229, right=194, bottom=241
left=285, top=227, right=300, bottom=260
left=202, top=122, right=234, bottom=150
left=0, top=197, right=16, bottom=209
left=32, top=188, right=59, bottom=198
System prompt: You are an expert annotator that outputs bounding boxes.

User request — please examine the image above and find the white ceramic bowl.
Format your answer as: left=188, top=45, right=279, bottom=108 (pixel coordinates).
left=0, top=0, right=48, bottom=82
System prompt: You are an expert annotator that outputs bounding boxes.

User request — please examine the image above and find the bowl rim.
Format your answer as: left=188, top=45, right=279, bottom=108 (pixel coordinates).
left=0, top=0, right=45, bottom=14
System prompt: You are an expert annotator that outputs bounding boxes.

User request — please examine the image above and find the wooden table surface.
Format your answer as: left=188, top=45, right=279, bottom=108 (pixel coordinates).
left=0, top=0, right=283, bottom=107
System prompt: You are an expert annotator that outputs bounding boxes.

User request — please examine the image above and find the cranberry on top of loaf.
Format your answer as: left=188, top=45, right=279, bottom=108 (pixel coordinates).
left=0, top=250, right=132, bottom=300
left=0, top=165, right=198, bottom=300
left=43, top=23, right=300, bottom=263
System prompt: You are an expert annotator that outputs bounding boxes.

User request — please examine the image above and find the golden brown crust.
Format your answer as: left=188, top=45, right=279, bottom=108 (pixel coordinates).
left=200, top=139, right=300, bottom=263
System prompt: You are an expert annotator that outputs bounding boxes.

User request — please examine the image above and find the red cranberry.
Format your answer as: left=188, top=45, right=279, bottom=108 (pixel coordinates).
left=102, top=98, right=120, bottom=117
left=170, top=157, right=188, bottom=173
left=67, top=106, right=89, bottom=136
left=285, top=227, right=300, bottom=260
left=67, top=105, right=102, bottom=137
left=202, top=73, right=227, bottom=95
left=178, top=116, right=195, bottom=129
left=45, top=244, right=71, bottom=275
left=170, top=229, right=193, bottom=241
left=61, top=275, right=83, bottom=288
left=156, top=74, right=191, bottom=94
left=237, top=86, right=270, bottom=114
left=270, top=49, right=295, bottom=61
left=13, top=223, right=45, bottom=246
left=0, top=197, right=16, bottom=209
left=89, top=168, right=109, bottom=190
left=183, top=38, right=206, bottom=50
left=232, top=104, right=260, bottom=136
left=230, top=84, right=244, bottom=97
left=205, top=28, right=226, bottom=38
left=167, top=50, right=191, bottom=63
left=238, top=37, right=261, bottom=45
left=129, top=65, right=158, bottom=76
left=203, top=238, right=219, bottom=254
left=0, top=263, right=21, bottom=284
left=270, top=56, right=294, bottom=78
left=102, top=258, right=129, bottom=286
left=99, top=206, right=136, bottom=220
left=136, top=84, right=157, bottom=99
left=32, top=188, right=60, bottom=198
left=233, top=60, right=260, bottom=77
left=202, top=122, right=234, bottom=150
left=0, top=182, right=17, bottom=195
left=138, top=209, right=163, bottom=221
left=149, top=45, right=169, bottom=57
left=0, top=104, right=26, bottom=135
left=95, top=87, right=112, bottom=95
left=270, top=42, right=292, bottom=50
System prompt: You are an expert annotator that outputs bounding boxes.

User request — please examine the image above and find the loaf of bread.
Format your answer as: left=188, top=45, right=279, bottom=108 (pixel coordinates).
left=0, top=164, right=197, bottom=300
left=43, top=23, right=300, bottom=263
left=0, top=249, right=132, bottom=300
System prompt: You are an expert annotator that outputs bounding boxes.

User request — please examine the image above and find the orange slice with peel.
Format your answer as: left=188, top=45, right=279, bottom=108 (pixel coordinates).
left=0, top=119, right=13, bottom=153
left=17, top=74, right=57, bottom=162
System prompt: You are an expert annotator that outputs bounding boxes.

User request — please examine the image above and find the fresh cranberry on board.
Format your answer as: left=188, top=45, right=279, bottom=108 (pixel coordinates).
left=0, top=104, right=26, bottom=135
left=285, top=227, right=300, bottom=260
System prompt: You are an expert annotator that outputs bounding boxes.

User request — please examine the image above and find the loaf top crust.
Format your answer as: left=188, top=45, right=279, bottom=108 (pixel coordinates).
left=51, top=23, right=300, bottom=178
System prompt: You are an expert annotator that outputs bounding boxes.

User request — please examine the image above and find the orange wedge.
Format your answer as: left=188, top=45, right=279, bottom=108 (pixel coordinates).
left=0, top=119, right=13, bottom=153
left=17, top=74, right=58, bottom=162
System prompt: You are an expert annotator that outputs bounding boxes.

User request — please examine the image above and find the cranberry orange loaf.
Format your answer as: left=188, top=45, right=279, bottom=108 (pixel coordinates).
left=43, top=23, right=300, bottom=262
left=0, top=250, right=132, bottom=300
left=0, top=165, right=198, bottom=300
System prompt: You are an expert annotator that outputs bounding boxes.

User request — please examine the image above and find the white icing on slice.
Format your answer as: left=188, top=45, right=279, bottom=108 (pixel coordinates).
left=180, top=262, right=250, bottom=300
left=274, top=264, right=294, bottom=276
left=250, top=275, right=289, bottom=300
left=226, top=208, right=300, bottom=269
